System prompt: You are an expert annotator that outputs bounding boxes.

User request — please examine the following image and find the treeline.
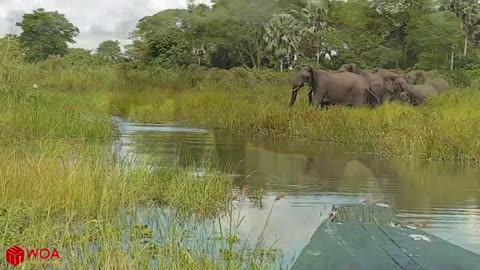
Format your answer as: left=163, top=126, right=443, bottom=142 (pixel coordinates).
left=3, top=0, right=480, bottom=73
left=127, top=0, right=480, bottom=71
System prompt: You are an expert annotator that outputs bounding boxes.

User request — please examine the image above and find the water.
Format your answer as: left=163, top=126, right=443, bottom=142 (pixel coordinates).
left=112, top=118, right=480, bottom=266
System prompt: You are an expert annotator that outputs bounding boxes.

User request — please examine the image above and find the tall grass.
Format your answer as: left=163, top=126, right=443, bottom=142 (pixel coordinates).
left=12, top=58, right=480, bottom=164
left=0, top=44, right=280, bottom=269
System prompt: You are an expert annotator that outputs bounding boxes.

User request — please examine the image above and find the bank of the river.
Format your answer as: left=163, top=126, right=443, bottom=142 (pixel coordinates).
left=16, top=61, right=480, bottom=164
left=121, top=80, right=480, bottom=165
left=0, top=61, right=280, bottom=268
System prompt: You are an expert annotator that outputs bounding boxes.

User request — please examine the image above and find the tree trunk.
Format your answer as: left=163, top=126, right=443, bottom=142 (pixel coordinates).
left=316, top=49, right=320, bottom=64
left=280, top=58, right=283, bottom=72
left=464, top=34, right=468, bottom=57
left=450, top=49, right=454, bottom=71
left=289, top=53, right=296, bottom=70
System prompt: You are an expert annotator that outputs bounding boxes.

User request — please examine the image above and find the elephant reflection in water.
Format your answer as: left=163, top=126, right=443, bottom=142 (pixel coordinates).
left=303, top=156, right=399, bottom=181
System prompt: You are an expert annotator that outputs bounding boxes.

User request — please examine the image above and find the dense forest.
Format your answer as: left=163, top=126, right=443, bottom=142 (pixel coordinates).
left=3, top=0, right=480, bottom=73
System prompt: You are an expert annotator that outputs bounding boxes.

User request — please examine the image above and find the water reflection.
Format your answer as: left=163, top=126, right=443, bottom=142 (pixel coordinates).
left=112, top=118, right=480, bottom=264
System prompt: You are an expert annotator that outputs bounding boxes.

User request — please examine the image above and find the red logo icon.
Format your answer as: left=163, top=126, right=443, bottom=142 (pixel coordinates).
left=6, top=246, right=25, bottom=267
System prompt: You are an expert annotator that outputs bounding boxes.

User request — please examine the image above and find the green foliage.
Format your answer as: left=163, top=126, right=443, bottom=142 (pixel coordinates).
left=62, top=48, right=100, bottom=66
left=146, top=29, right=195, bottom=68
left=406, top=11, right=463, bottom=70
left=293, top=2, right=335, bottom=64
left=264, top=13, right=302, bottom=70
left=324, top=0, right=401, bottom=68
left=96, top=40, right=123, bottom=63
left=6, top=0, right=480, bottom=70
left=129, top=9, right=195, bottom=67
left=16, top=8, right=79, bottom=62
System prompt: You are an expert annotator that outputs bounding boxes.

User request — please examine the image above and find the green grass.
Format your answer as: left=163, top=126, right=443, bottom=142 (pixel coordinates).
left=0, top=53, right=280, bottom=269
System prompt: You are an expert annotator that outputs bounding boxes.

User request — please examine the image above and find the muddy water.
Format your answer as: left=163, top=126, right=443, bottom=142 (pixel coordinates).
left=112, top=118, right=480, bottom=266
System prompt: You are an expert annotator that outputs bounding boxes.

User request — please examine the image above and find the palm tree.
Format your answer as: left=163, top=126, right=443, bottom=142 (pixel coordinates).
left=264, top=13, right=302, bottom=71
left=292, top=0, right=335, bottom=64
left=442, top=0, right=480, bottom=56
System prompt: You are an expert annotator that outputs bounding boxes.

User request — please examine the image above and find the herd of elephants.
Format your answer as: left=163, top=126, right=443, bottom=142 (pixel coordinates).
left=288, top=64, right=450, bottom=108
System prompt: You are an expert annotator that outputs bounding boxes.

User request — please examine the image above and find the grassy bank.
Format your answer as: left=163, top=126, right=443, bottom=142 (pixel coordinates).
left=104, top=67, right=480, bottom=164
left=0, top=57, right=280, bottom=268
left=155, top=88, right=480, bottom=164
left=12, top=60, right=480, bottom=164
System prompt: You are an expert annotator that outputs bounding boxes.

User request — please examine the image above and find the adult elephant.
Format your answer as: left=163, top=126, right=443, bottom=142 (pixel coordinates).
left=289, top=66, right=373, bottom=108
left=338, top=64, right=407, bottom=105
left=406, top=70, right=449, bottom=94
left=338, top=64, right=382, bottom=106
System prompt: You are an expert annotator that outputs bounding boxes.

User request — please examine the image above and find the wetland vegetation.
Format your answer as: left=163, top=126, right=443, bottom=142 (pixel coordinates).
left=2, top=0, right=480, bottom=268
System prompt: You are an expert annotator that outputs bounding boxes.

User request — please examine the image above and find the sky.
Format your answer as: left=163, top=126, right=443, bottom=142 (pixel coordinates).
left=0, top=0, right=210, bottom=50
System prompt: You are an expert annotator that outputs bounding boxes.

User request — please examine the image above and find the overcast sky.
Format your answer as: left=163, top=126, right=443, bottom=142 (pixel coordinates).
left=0, top=0, right=211, bottom=50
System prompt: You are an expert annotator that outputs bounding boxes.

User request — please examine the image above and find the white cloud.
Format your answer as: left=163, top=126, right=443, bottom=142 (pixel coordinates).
left=0, top=0, right=210, bottom=49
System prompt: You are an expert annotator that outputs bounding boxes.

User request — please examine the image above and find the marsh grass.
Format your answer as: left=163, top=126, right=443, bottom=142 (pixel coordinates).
left=113, top=75, right=480, bottom=164
left=0, top=51, right=281, bottom=269
left=17, top=61, right=480, bottom=164
left=0, top=142, right=278, bottom=269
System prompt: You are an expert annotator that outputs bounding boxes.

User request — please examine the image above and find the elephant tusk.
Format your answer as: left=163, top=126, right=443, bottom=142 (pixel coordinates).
left=292, top=87, right=300, bottom=92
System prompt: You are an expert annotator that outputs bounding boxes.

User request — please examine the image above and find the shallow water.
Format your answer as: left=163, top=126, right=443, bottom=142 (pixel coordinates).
left=112, top=118, right=480, bottom=267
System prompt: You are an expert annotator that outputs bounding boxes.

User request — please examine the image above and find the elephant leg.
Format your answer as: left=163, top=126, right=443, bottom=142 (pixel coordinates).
left=307, top=88, right=313, bottom=105
left=312, top=87, right=326, bottom=109
left=352, top=89, right=366, bottom=107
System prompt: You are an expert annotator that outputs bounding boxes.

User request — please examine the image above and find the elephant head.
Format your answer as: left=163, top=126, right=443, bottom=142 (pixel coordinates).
left=289, top=66, right=316, bottom=107
left=382, top=74, right=411, bottom=102
left=338, top=63, right=357, bottom=73
left=406, top=71, right=425, bottom=85
left=406, top=70, right=440, bottom=85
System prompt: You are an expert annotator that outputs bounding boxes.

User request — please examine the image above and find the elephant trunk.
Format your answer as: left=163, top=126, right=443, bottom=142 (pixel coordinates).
left=289, top=87, right=300, bottom=107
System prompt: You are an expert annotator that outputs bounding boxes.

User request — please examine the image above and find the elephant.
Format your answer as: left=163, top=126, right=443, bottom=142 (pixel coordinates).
left=338, top=64, right=408, bottom=105
left=289, top=66, right=374, bottom=108
left=406, top=70, right=449, bottom=94
left=406, top=84, right=438, bottom=106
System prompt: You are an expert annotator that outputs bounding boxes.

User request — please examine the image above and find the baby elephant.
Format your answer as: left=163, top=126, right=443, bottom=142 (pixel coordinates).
left=408, top=84, right=438, bottom=106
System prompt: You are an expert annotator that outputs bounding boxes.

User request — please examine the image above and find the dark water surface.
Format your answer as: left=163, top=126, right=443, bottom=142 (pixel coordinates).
left=112, top=118, right=480, bottom=266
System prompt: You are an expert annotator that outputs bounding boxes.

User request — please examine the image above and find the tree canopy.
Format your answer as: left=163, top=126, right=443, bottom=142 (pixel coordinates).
left=16, top=8, right=79, bottom=62
left=121, top=0, right=480, bottom=71
left=96, top=40, right=123, bottom=63
left=8, top=1, right=480, bottom=71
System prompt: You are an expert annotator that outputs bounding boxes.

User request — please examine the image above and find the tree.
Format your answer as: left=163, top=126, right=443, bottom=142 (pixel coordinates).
left=293, top=1, right=335, bottom=64
left=323, top=0, right=401, bottom=69
left=264, top=13, right=302, bottom=71
left=442, top=0, right=480, bottom=56
left=128, top=9, right=194, bottom=67
left=62, top=48, right=99, bottom=66
left=16, top=8, right=79, bottom=62
left=185, top=4, right=212, bottom=66
left=406, top=11, right=463, bottom=70
left=209, top=0, right=277, bottom=68
left=96, top=40, right=123, bottom=63
left=145, top=29, right=194, bottom=68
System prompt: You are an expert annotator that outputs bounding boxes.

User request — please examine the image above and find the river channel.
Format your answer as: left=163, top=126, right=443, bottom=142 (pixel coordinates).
left=112, top=118, right=480, bottom=266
